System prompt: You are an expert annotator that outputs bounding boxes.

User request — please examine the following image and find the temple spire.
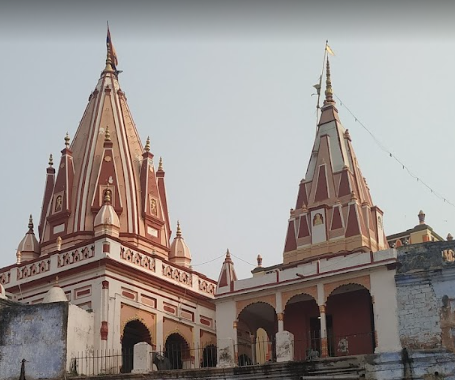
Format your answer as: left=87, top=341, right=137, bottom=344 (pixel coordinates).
left=104, top=26, right=118, bottom=74
left=324, top=57, right=335, bottom=106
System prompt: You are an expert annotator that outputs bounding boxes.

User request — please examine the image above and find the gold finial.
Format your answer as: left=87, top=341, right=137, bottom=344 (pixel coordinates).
left=104, top=189, right=112, bottom=204
left=48, top=154, right=53, bottom=166
left=56, top=236, right=62, bottom=251
left=105, top=126, right=111, bottom=141
left=145, top=136, right=150, bottom=152
left=55, top=276, right=59, bottom=286
left=28, top=214, right=33, bottom=231
left=104, top=26, right=118, bottom=73
left=158, top=157, right=163, bottom=171
left=324, top=57, right=335, bottom=105
left=64, top=132, right=70, bottom=148
left=176, top=220, right=182, bottom=238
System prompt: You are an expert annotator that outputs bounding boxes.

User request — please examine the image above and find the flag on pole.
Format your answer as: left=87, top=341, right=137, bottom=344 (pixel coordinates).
left=106, top=27, right=118, bottom=69
left=326, top=44, right=335, bottom=56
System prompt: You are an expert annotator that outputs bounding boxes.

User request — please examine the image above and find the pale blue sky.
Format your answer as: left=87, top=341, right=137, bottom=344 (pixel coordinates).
left=1, top=1, right=455, bottom=280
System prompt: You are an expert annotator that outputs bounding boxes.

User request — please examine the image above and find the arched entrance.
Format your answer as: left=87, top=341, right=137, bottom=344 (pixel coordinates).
left=237, top=302, right=277, bottom=365
left=121, top=320, right=152, bottom=373
left=326, top=284, right=375, bottom=356
left=165, top=333, right=190, bottom=369
left=284, top=293, right=319, bottom=361
left=201, top=344, right=217, bottom=367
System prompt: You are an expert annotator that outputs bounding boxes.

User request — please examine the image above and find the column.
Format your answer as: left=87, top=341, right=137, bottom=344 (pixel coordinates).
left=277, top=312, right=284, bottom=333
left=319, top=304, right=328, bottom=358
left=233, top=320, right=238, bottom=364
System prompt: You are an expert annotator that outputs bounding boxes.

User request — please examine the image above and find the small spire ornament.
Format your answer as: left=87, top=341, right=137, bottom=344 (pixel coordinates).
left=176, top=220, right=182, bottom=238
left=64, top=132, right=70, bottom=148
left=145, top=136, right=150, bottom=152
left=48, top=154, right=53, bottom=166
left=158, top=156, right=163, bottom=171
left=105, top=126, right=111, bottom=141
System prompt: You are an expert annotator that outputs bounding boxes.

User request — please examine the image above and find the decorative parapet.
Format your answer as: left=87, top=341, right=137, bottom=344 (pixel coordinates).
left=58, top=245, right=95, bottom=268
left=162, top=264, right=192, bottom=286
left=120, top=247, right=156, bottom=272
left=17, top=259, right=51, bottom=280
left=0, top=271, right=11, bottom=285
left=198, top=279, right=216, bottom=295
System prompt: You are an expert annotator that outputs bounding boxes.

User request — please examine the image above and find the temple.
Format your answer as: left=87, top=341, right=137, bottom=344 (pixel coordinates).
left=0, top=29, right=216, bottom=373
left=214, top=55, right=400, bottom=366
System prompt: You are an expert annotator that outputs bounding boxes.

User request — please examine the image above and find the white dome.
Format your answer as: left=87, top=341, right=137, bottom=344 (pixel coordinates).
left=94, top=204, right=120, bottom=228
left=43, top=285, right=68, bottom=303
left=169, top=222, right=192, bottom=268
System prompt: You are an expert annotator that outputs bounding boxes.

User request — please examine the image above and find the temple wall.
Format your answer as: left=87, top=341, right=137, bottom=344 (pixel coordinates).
left=0, top=301, right=68, bottom=380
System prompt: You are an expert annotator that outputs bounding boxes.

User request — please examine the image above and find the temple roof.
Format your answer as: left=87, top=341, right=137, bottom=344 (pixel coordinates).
left=283, top=57, right=388, bottom=264
left=38, top=29, right=172, bottom=258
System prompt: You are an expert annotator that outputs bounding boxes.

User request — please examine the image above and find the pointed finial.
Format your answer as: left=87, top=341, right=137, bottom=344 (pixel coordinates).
left=104, top=189, right=112, bottom=204
left=104, top=26, right=118, bottom=73
left=64, top=132, right=70, bottom=147
left=55, top=276, right=59, bottom=286
left=158, top=156, right=163, bottom=171
left=28, top=214, right=33, bottom=231
left=105, top=126, right=111, bottom=141
left=48, top=154, right=53, bottom=166
left=418, top=210, right=425, bottom=225
left=324, top=57, right=335, bottom=105
left=226, top=249, right=231, bottom=258
left=176, top=220, right=182, bottom=238
left=145, top=136, right=150, bottom=152
left=257, top=254, right=263, bottom=267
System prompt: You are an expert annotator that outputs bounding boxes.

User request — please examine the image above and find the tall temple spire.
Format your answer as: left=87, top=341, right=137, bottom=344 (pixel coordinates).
left=283, top=57, right=387, bottom=264
left=38, top=31, right=172, bottom=258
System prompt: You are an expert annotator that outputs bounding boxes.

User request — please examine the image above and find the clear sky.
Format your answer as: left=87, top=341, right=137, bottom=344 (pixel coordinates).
left=1, top=1, right=455, bottom=280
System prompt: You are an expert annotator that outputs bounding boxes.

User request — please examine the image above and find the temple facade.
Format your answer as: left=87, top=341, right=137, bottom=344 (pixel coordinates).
left=0, top=31, right=216, bottom=374
left=214, top=57, right=401, bottom=366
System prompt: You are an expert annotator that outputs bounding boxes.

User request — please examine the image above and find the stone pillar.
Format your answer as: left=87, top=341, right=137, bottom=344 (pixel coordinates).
left=233, top=320, right=239, bottom=364
left=132, top=342, right=152, bottom=374
left=277, top=312, right=284, bottom=333
left=100, top=280, right=109, bottom=350
left=275, top=330, right=294, bottom=362
left=319, top=304, right=328, bottom=358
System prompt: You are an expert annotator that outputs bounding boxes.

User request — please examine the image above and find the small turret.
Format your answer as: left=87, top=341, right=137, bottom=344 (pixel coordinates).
left=169, top=221, right=192, bottom=268
left=215, top=249, right=238, bottom=295
left=17, top=215, right=40, bottom=263
left=94, top=189, right=120, bottom=237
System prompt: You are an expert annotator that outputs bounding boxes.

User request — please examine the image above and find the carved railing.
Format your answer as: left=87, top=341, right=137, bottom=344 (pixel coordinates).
left=198, top=279, right=216, bottom=295
left=162, top=264, right=192, bottom=286
left=58, top=246, right=95, bottom=268
left=17, top=259, right=51, bottom=280
left=120, top=247, right=156, bottom=272
left=0, top=271, right=11, bottom=285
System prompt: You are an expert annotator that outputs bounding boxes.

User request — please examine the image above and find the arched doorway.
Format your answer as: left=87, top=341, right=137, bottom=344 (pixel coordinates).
left=121, top=320, right=152, bottom=373
left=165, top=333, right=190, bottom=369
left=326, top=284, right=375, bottom=356
left=284, top=293, right=319, bottom=361
left=237, top=302, right=277, bottom=365
left=201, top=344, right=217, bottom=367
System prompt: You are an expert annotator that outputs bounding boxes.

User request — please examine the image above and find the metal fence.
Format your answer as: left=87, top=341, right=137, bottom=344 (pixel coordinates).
left=69, top=332, right=374, bottom=375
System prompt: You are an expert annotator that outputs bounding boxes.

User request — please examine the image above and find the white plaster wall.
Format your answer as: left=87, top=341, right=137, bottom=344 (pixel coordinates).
left=235, top=272, right=276, bottom=291
left=319, top=251, right=370, bottom=273
left=66, top=304, right=95, bottom=372
left=370, top=268, right=401, bottom=353
left=215, top=300, right=237, bottom=366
